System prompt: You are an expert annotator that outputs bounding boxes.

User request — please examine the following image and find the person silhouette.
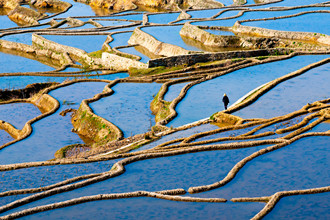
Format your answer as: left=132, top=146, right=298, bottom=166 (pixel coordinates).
left=222, top=93, right=229, bottom=110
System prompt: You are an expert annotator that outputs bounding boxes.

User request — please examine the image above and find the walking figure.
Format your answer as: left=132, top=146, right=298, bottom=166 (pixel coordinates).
left=222, top=93, right=229, bottom=110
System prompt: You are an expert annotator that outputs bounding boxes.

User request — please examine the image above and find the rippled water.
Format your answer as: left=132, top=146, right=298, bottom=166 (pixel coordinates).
left=0, top=103, right=41, bottom=129
left=91, top=82, right=161, bottom=137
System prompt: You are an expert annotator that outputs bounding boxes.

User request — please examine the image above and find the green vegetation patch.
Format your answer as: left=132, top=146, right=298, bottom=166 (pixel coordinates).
left=73, top=108, right=118, bottom=146
left=129, top=65, right=184, bottom=77
left=151, top=92, right=172, bottom=123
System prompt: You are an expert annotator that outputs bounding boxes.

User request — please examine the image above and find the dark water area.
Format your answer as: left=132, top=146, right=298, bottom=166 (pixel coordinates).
left=19, top=198, right=264, bottom=220
left=193, top=136, right=330, bottom=199
left=2, top=145, right=268, bottom=215
left=264, top=192, right=330, bottom=220
left=0, top=129, right=14, bottom=146
left=0, top=160, right=117, bottom=193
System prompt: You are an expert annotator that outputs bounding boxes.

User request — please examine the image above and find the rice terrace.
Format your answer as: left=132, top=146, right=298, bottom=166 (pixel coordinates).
left=0, top=0, right=329, bottom=219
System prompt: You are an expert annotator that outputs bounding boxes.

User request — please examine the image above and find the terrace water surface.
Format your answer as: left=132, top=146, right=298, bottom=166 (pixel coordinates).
left=243, top=12, right=330, bottom=35
left=193, top=136, right=330, bottom=199
left=0, top=160, right=118, bottom=193
left=264, top=192, right=330, bottom=220
left=164, top=82, right=189, bottom=101
left=235, top=61, right=330, bottom=119
left=0, top=103, right=41, bottom=129
left=0, top=73, right=128, bottom=90
left=90, top=82, right=161, bottom=137
left=0, top=130, right=13, bottom=146
left=168, top=55, right=328, bottom=127
left=4, top=145, right=269, bottom=213
left=19, top=197, right=264, bottom=220
left=148, top=12, right=180, bottom=24
left=0, top=52, right=54, bottom=73
left=0, top=82, right=107, bottom=165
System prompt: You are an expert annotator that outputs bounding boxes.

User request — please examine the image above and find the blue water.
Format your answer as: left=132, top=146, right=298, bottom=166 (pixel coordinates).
left=0, top=130, right=13, bottom=146
left=243, top=12, right=330, bottom=35
left=235, top=61, right=330, bottom=119
left=164, top=82, right=189, bottom=101
left=0, top=73, right=128, bottom=90
left=109, top=32, right=132, bottom=48
left=1, top=33, right=33, bottom=45
left=214, top=0, right=233, bottom=6
left=42, top=34, right=107, bottom=53
left=0, top=160, right=117, bottom=193
left=148, top=12, right=180, bottom=24
left=19, top=198, right=264, bottom=220
left=0, top=52, right=54, bottom=73
left=0, top=14, right=17, bottom=29
left=168, top=55, right=329, bottom=127
left=2, top=145, right=268, bottom=215
left=0, top=103, right=41, bottom=129
left=216, top=10, right=241, bottom=19
left=135, top=123, right=219, bottom=152
left=117, top=46, right=150, bottom=63
left=253, top=0, right=330, bottom=8
left=90, top=82, right=162, bottom=137
left=193, top=136, right=330, bottom=199
left=265, top=192, right=330, bottom=220
left=0, top=82, right=107, bottom=165
left=192, top=7, right=330, bottom=27
left=141, top=25, right=202, bottom=51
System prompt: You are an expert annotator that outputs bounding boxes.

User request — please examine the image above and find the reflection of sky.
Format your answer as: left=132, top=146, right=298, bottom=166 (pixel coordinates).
left=109, top=32, right=132, bottom=47
left=20, top=197, right=264, bottom=220
left=6, top=145, right=267, bottom=215
left=148, top=12, right=180, bottom=24
left=91, top=83, right=162, bottom=137
left=0, top=15, right=17, bottom=29
left=118, top=47, right=150, bottom=63
left=265, top=192, right=330, bottom=220
left=0, top=52, right=54, bottom=73
left=0, top=160, right=117, bottom=194
left=235, top=61, right=330, bottom=119
left=164, top=82, right=189, bottom=101
left=0, top=82, right=108, bottom=165
left=192, top=7, right=329, bottom=27
left=0, top=103, right=40, bottom=129
left=243, top=12, right=330, bottom=35
left=168, top=55, right=329, bottom=127
left=2, top=33, right=33, bottom=45
left=0, top=73, right=128, bottom=90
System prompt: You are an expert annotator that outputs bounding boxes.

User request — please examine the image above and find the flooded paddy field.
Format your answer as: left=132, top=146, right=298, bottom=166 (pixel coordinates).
left=0, top=0, right=329, bottom=219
